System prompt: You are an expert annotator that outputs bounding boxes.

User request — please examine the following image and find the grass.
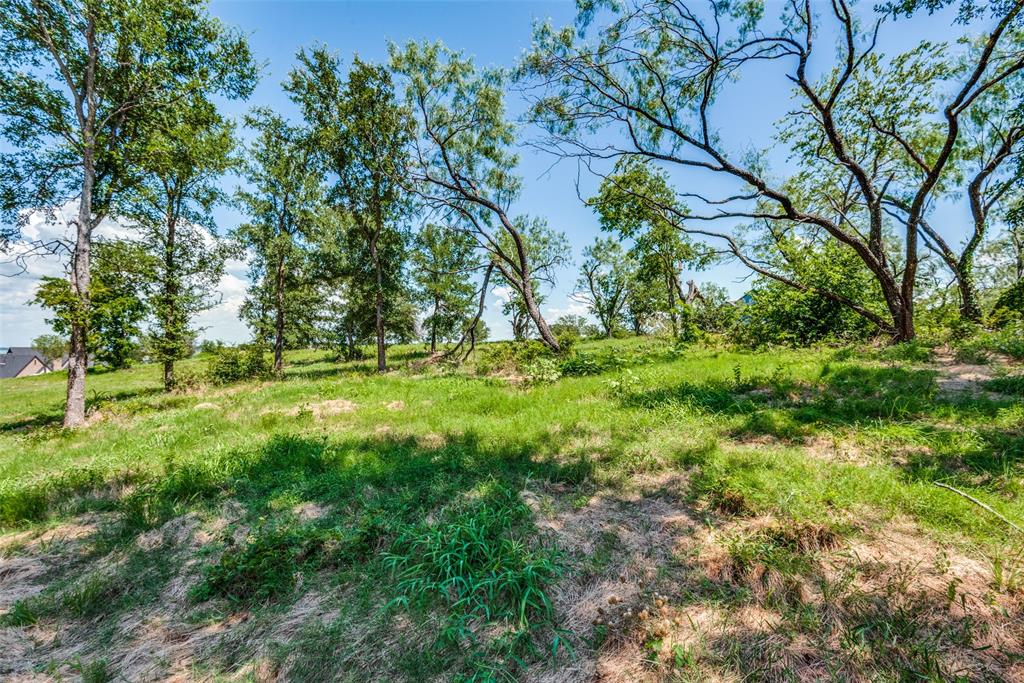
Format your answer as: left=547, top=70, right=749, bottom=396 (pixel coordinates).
left=0, top=337, right=1021, bottom=680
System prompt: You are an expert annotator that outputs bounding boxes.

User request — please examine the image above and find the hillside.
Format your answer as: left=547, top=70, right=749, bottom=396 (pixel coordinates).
left=1, top=338, right=1022, bottom=681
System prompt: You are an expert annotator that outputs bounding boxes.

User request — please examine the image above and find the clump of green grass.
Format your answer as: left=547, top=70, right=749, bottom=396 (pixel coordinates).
left=384, top=482, right=565, bottom=680
left=192, top=524, right=325, bottom=604
left=984, top=374, right=1024, bottom=397
left=873, top=340, right=935, bottom=363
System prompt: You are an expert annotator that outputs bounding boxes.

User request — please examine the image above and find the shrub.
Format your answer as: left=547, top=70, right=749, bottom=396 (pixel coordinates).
left=559, top=349, right=628, bottom=376
left=954, top=320, right=1024, bottom=362
left=554, top=328, right=579, bottom=353
left=990, top=280, right=1024, bottom=328
left=523, top=357, right=562, bottom=386
left=476, top=340, right=550, bottom=375
left=984, top=374, right=1024, bottom=397
left=197, top=339, right=225, bottom=355
left=206, top=345, right=271, bottom=384
left=192, top=525, right=324, bottom=604
left=168, top=368, right=204, bottom=392
left=875, top=340, right=934, bottom=363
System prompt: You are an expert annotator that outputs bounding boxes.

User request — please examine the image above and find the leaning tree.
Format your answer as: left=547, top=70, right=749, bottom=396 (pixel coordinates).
left=389, top=40, right=567, bottom=352
left=0, top=0, right=255, bottom=425
left=523, top=0, right=1024, bottom=342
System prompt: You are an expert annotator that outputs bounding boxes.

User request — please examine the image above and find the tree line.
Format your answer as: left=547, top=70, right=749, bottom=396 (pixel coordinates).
left=1, top=0, right=1022, bottom=427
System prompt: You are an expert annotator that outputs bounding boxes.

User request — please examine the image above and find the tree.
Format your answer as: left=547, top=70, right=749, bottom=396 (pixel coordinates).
left=495, top=216, right=570, bottom=341
left=288, top=50, right=413, bottom=373
left=623, top=270, right=665, bottom=336
left=32, top=333, right=69, bottom=367
left=589, top=160, right=702, bottom=337
left=119, top=99, right=237, bottom=390
left=524, top=0, right=1024, bottom=342
left=33, top=240, right=152, bottom=369
left=691, top=283, right=737, bottom=335
left=411, top=223, right=482, bottom=352
left=0, top=0, right=256, bottom=426
left=550, top=314, right=599, bottom=339
left=574, top=237, right=633, bottom=337
left=234, top=110, right=324, bottom=374
left=389, top=40, right=566, bottom=352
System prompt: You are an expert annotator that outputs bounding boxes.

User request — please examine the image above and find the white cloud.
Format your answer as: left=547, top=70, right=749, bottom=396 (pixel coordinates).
left=544, top=300, right=590, bottom=320
left=0, top=208, right=253, bottom=346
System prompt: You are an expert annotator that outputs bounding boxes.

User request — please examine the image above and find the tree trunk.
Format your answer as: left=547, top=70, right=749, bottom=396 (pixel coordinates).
left=370, top=234, right=386, bottom=373
left=957, top=260, right=983, bottom=323
left=448, top=264, right=492, bottom=362
left=273, top=254, right=285, bottom=374
left=666, top=271, right=678, bottom=338
left=430, top=295, right=438, bottom=353
left=63, top=153, right=95, bottom=428
left=163, top=360, right=175, bottom=391
left=522, top=279, right=560, bottom=352
left=162, top=201, right=178, bottom=392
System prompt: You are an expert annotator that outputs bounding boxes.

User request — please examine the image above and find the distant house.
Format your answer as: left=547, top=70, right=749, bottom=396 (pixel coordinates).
left=0, top=348, right=51, bottom=379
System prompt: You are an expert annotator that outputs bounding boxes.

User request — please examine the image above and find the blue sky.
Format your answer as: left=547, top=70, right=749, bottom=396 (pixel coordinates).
left=2, top=0, right=973, bottom=345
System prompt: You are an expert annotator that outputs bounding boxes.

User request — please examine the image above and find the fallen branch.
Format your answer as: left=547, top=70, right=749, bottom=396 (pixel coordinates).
left=934, top=482, right=1022, bottom=533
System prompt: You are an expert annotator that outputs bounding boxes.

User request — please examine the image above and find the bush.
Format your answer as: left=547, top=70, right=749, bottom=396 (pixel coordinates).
left=192, top=525, right=323, bottom=604
left=559, top=349, right=628, bottom=376
left=875, top=340, right=934, bottom=363
left=168, top=368, right=204, bottom=393
left=953, top=319, right=1024, bottom=363
left=523, top=357, right=562, bottom=386
left=476, top=340, right=551, bottom=375
left=984, top=374, right=1024, bottom=397
left=206, top=345, right=271, bottom=384
left=197, top=339, right=225, bottom=355
left=990, top=280, right=1024, bottom=328
left=554, top=328, right=580, bottom=353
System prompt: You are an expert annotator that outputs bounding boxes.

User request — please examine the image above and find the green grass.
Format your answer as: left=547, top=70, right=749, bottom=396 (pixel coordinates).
left=1, top=337, right=1021, bottom=680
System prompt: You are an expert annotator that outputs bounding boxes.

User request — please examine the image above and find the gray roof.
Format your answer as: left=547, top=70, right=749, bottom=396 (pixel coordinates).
left=5, top=347, right=40, bottom=354
left=0, top=351, right=48, bottom=379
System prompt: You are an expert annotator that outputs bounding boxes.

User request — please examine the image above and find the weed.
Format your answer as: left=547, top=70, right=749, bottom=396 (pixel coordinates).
left=384, top=484, right=563, bottom=679
left=192, top=524, right=323, bottom=604
left=984, top=373, right=1024, bottom=396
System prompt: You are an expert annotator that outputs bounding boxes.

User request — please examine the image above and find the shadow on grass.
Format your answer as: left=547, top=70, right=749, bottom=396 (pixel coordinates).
left=1, top=430, right=594, bottom=680
left=0, top=386, right=165, bottom=433
left=626, top=365, right=941, bottom=423
left=624, top=363, right=1023, bottom=485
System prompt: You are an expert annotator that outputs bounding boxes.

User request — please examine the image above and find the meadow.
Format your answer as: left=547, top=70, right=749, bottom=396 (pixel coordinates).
left=0, top=337, right=1022, bottom=682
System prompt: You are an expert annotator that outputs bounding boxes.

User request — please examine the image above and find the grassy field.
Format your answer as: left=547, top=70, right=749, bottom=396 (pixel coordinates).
left=0, top=337, right=1022, bottom=681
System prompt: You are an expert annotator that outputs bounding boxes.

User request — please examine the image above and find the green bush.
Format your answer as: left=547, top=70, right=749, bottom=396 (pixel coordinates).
left=990, top=280, right=1024, bottom=327
left=475, top=340, right=550, bottom=375
left=954, top=320, right=1024, bottom=362
left=523, top=357, right=562, bottom=386
left=875, top=340, right=934, bottom=363
left=168, top=368, right=204, bottom=392
left=559, top=349, right=627, bottom=376
left=206, top=345, right=271, bottom=384
left=192, top=525, right=323, bottom=604
left=984, top=374, right=1024, bottom=396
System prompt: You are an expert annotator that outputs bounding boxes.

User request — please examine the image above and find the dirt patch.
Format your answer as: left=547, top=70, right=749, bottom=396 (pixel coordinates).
left=385, top=400, right=405, bottom=411
left=292, top=502, right=330, bottom=521
left=524, top=475, right=1023, bottom=683
left=932, top=348, right=1017, bottom=395
left=273, top=398, right=357, bottom=419
left=193, top=402, right=219, bottom=410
